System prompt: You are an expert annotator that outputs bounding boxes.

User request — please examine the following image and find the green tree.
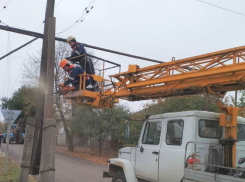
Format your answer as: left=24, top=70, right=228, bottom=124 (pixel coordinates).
left=0, top=122, right=6, bottom=133
left=229, top=91, right=245, bottom=117
left=72, top=105, right=131, bottom=156
left=1, top=86, right=38, bottom=120
left=140, top=95, right=220, bottom=118
left=126, top=120, right=144, bottom=145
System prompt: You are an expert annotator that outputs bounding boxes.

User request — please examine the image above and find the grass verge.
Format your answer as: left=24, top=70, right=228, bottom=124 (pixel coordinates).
left=0, top=157, right=36, bottom=182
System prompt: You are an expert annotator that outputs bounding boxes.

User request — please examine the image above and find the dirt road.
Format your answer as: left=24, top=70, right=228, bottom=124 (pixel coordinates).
left=1, top=143, right=111, bottom=182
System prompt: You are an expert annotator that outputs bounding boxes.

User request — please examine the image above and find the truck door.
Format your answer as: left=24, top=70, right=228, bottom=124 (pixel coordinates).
left=135, top=121, right=162, bottom=181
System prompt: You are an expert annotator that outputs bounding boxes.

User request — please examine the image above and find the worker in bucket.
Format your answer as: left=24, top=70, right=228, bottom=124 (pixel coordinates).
left=59, top=59, right=90, bottom=90
left=66, top=36, right=97, bottom=87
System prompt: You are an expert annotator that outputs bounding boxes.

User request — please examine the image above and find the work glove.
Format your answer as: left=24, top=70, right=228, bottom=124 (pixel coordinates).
left=59, top=83, right=65, bottom=87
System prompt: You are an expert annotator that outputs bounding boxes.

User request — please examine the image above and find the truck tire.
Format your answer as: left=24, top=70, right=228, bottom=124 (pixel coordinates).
left=3, top=138, right=6, bottom=143
left=112, top=170, right=126, bottom=182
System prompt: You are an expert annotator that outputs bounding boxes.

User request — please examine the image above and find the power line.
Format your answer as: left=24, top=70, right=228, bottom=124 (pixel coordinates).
left=36, top=22, right=44, bottom=32
left=3, top=59, right=8, bottom=97
left=35, top=0, right=64, bottom=33
left=55, top=0, right=64, bottom=9
left=3, top=31, right=12, bottom=98
left=3, top=1, right=66, bottom=91
left=11, top=21, right=43, bottom=89
left=12, top=40, right=35, bottom=90
left=7, top=32, right=9, bottom=97
left=196, top=0, right=245, bottom=17
left=0, top=20, right=8, bottom=26
left=9, top=32, right=12, bottom=96
left=56, top=0, right=96, bottom=35
left=0, top=0, right=12, bottom=14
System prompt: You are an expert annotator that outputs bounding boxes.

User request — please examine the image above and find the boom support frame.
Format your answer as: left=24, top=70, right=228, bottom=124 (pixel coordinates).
left=62, top=45, right=245, bottom=108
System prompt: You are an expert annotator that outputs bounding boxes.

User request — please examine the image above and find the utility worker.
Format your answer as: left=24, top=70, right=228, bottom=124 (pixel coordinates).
left=66, top=36, right=97, bottom=86
left=59, top=59, right=90, bottom=90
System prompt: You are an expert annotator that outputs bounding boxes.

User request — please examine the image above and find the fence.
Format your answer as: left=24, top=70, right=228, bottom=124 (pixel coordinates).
left=56, top=133, right=123, bottom=153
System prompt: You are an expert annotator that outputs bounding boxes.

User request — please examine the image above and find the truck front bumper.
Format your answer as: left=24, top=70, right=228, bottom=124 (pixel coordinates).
left=103, top=171, right=112, bottom=178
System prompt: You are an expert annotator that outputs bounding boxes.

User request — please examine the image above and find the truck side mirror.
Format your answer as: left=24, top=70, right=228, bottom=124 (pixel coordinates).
left=125, top=123, right=130, bottom=139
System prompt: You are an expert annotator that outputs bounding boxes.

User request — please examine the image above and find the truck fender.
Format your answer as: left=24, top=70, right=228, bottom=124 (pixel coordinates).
left=109, top=158, right=138, bottom=182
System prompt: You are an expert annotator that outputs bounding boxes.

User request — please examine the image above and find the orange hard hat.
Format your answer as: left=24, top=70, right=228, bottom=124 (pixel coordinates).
left=60, top=59, right=69, bottom=68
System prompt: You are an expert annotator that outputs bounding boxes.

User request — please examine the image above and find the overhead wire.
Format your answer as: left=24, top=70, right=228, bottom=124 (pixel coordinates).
left=56, top=0, right=96, bottom=35
left=35, top=0, right=63, bottom=33
left=6, top=32, right=10, bottom=97
left=12, top=0, right=66, bottom=90
left=9, top=32, right=12, bottom=95
left=0, top=0, right=12, bottom=14
left=0, top=1, right=40, bottom=91
left=0, top=21, right=29, bottom=41
left=12, top=42, right=33, bottom=89
left=55, top=0, right=64, bottom=9
left=3, top=0, right=96, bottom=90
left=0, top=20, right=8, bottom=26
left=196, top=0, right=245, bottom=17
left=3, top=59, right=8, bottom=97
left=3, top=31, right=12, bottom=97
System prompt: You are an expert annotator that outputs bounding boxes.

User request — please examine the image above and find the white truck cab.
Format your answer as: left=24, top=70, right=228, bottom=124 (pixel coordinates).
left=103, top=110, right=245, bottom=182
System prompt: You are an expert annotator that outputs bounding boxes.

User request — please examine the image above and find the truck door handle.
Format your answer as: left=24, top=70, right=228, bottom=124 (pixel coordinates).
left=140, top=146, right=144, bottom=153
left=152, top=151, right=159, bottom=155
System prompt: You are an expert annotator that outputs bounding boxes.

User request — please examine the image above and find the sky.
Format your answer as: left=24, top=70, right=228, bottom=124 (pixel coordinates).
left=0, top=0, right=245, bottom=120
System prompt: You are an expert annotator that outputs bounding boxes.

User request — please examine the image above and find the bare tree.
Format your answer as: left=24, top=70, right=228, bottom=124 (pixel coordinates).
left=53, top=43, right=74, bottom=151
left=22, top=42, right=102, bottom=151
left=22, top=42, right=75, bottom=151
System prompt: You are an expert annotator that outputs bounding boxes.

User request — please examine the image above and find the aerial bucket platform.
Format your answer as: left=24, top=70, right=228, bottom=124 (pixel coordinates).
left=61, top=45, right=245, bottom=108
left=60, top=54, right=120, bottom=108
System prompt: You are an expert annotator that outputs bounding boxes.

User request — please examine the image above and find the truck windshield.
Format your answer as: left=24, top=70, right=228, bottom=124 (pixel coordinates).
left=237, top=124, right=245, bottom=141
left=199, top=119, right=221, bottom=139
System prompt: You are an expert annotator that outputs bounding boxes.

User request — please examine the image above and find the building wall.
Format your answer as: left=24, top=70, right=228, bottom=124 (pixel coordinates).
left=57, top=133, right=67, bottom=146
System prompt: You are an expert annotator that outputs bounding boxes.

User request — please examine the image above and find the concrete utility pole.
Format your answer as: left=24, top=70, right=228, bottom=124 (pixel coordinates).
left=30, top=0, right=56, bottom=175
left=19, top=118, right=36, bottom=182
left=38, top=16, right=56, bottom=182
left=39, top=119, right=56, bottom=182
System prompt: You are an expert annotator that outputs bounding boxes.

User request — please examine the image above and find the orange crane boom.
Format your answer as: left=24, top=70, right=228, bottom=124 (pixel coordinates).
left=62, top=44, right=245, bottom=108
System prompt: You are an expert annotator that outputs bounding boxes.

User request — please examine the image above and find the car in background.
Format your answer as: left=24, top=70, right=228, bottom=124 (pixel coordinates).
left=3, top=119, right=25, bottom=144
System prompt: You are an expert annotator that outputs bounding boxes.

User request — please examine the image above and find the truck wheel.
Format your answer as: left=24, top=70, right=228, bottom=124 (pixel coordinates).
left=112, top=170, right=126, bottom=182
left=3, top=138, right=6, bottom=143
